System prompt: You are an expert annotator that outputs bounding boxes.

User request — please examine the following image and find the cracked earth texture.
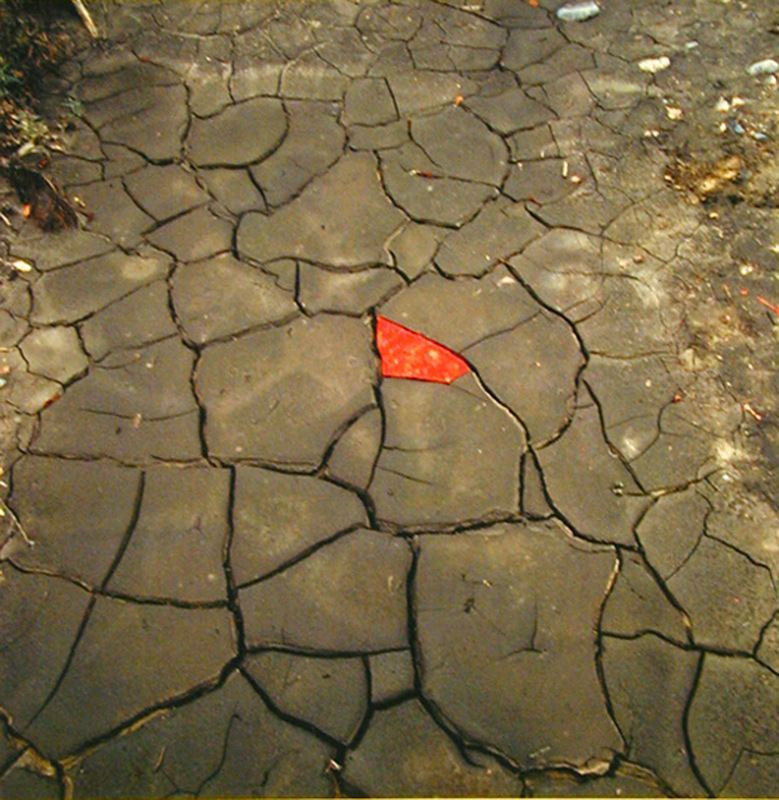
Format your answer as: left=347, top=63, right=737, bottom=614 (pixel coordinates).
left=1, top=0, right=778, bottom=797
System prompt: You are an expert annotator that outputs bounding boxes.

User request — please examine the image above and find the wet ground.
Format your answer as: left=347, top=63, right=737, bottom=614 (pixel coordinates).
left=0, top=0, right=777, bottom=797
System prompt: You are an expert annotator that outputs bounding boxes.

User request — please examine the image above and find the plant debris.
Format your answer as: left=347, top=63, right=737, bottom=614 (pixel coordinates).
left=0, top=0, right=72, bottom=154
left=3, top=159, right=78, bottom=230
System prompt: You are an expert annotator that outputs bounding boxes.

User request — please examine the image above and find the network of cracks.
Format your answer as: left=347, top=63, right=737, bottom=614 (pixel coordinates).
left=0, top=0, right=777, bottom=798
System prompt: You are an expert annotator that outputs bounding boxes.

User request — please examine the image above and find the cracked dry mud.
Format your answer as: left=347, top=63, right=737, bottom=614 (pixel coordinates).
left=0, top=0, right=778, bottom=797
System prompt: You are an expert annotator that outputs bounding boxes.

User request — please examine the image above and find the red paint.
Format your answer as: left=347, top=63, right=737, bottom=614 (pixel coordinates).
left=376, top=316, right=470, bottom=384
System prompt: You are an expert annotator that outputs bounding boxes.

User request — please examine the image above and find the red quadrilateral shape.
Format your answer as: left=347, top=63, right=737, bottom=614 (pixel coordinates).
left=375, top=316, right=470, bottom=384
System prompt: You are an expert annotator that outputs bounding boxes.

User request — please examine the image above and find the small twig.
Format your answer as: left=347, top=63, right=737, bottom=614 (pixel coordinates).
left=756, top=295, right=779, bottom=316
left=71, top=0, right=99, bottom=39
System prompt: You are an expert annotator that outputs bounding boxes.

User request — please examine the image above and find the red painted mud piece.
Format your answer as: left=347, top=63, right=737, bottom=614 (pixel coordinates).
left=375, top=316, right=470, bottom=384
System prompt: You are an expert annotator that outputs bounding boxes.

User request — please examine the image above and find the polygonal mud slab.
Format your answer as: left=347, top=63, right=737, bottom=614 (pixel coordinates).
left=411, top=107, right=507, bottom=184
left=33, top=338, right=201, bottom=463
left=10, top=229, right=113, bottom=272
left=688, top=655, right=779, bottom=796
left=629, top=430, right=718, bottom=496
left=106, top=466, right=230, bottom=603
left=507, top=124, right=559, bottom=161
left=298, top=265, right=404, bottom=315
left=348, top=120, right=408, bottom=151
left=415, top=521, right=622, bottom=771
left=24, top=598, right=235, bottom=758
left=197, top=316, right=376, bottom=469
left=0, top=311, right=27, bottom=351
left=635, top=490, right=709, bottom=581
left=8, top=457, right=142, bottom=586
left=77, top=56, right=178, bottom=103
left=187, top=97, right=287, bottom=167
left=522, top=451, right=554, bottom=518
left=146, top=206, right=233, bottom=263
left=379, top=267, right=540, bottom=352
left=279, top=53, right=350, bottom=100
left=69, top=673, right=333, bottom=798
left=0, top=349, right=60, bottom=415
left=343, top=78, right=397, bottom=126
left=380, top=144, right=499, bottom=228
left=517, top=42, right=595, bottom=87
left=75, top=179, right=154, bottom=249
left=368, top=650, right=415, bottom=704
left=371, top=373, right=524, bottom=530
left=85, top=85, right=188, bottom=161
left=31, top=250, right=169, bottom=325
left=238, top=153, right=404, bottom=267
left=239, top=529, right=411, bottom=652
left=243, top=651, right=367, bottom=743
left=637, top=493, right=775, bottom=653
left=664, top=536, right=775, bottom=653
left=602, top=635, right=704, bottom=796
left=464, top=311, right=585, bottom=445
left=504, top=159, right=577, bottom=206
left=124, top=164, right=209, bottom=222
left=20, top=326, right=88, bottom=384
left=325, top=407, right=383, bottom=491
left=231, top=467, right=368, bottom=584
left=465, top=86, right=555, bottom=134
left=582, top=354, right=680, bottom=462
left=434, top=199, right=544, bottom=277
left=537, top=400, right=651, bottom=545
left=757, top=615, right=779, bottom=672
left=171, top=255, right=297, bottom=345
left=0, top=763, right=60, bottom=800
left=706, top=498, right=779, bottom=582
left=80, top=281, right=177, bottom=360
left=388, top=223, right=442, bottom=281
left=501, top=27, right=564, bottom=73
left=0, top=569, right=93, bottom=731
left=250, top=100, right=345, bottom=207
left=600, top=551, right=688, bottom=643
left=199, top=168, right=266, bottom=215
left=185, top=61, right=232, bottom=117
left=384, top=72, right=477, bottom=115
left=343, top=700, right=522, bottom=796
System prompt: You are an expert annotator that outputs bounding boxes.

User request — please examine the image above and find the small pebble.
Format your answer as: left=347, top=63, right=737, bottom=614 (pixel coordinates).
left=555, top=1, right=600, bottom=22
left=752, top=131, right=769, bottom=142
left=747, top=58, right=779, bottom=76
left=715, top=97, right=730, bottom=112
left=0, top=378, right=7, bottom=389
left=666, top=106, right=683, bottom=120
left=638, top=56, right=671, bottom=74
left=11, top=259, right=32, bottom=273
left=727, top=118, right=745, bottom=135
